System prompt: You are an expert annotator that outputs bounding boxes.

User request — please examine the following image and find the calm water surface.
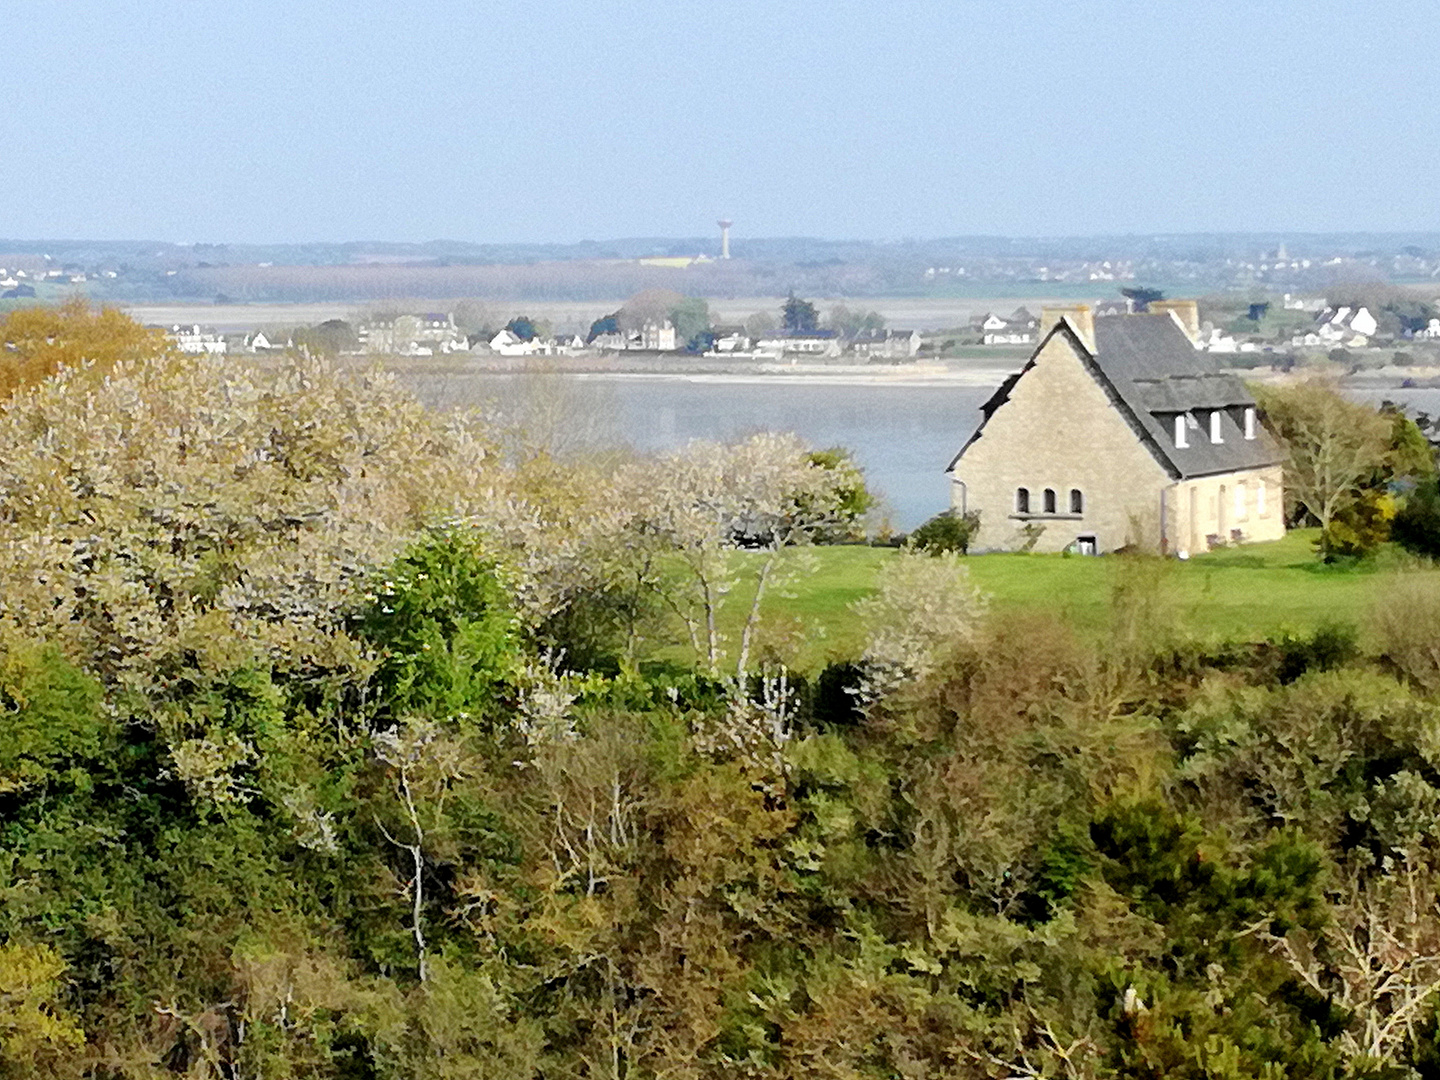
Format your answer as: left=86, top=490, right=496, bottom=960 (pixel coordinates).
left=397, top=371, right=996, bottom=530
left=396, top=370, right=1440, bottom=532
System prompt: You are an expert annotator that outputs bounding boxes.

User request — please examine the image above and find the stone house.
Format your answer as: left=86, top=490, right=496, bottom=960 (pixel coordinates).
left=755, top=331, right=843, bottom=358
left=359, top=313, right=467, bottom=355
left=637, top=320, right=677, bottom=351
left=947, top=305, right=1285, bottom=555
left=849, top=328, right=922, bottom=359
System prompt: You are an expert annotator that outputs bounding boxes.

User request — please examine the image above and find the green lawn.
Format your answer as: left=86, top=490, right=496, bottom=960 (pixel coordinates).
left=645, top=530, right=1427, bottom=674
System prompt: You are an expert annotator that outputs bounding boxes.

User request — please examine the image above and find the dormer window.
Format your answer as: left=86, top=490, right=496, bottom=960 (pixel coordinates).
left=1244, top=406, right=1257, bottom=440
left=1174, top=414, right=1189, bottom=449
left=1210, top=410, right=1224, bottom=444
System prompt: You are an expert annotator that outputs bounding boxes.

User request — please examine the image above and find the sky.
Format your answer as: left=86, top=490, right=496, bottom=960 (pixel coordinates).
left=5, top=0, right=1439, bottom=244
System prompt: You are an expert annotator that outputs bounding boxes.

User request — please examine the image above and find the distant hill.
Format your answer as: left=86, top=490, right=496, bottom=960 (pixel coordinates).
left=3, top=233, right=1438, bottom=303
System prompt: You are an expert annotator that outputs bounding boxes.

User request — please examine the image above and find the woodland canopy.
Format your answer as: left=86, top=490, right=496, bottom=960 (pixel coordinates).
left=5, top=307, right=1440, bottom=1080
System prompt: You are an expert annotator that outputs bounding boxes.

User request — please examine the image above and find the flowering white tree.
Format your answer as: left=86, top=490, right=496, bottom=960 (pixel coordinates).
left=0, top=350, right=512, bottom=815
left=621, top=432, right=866, bottom=678
left=851, top=549, right=988, bottom=702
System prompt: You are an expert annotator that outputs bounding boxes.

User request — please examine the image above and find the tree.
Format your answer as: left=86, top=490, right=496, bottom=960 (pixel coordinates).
left=1253, top=381, right=1393, bottom=558
left=0, top=298, right=171, bottom=399
left=1120, top=286, right=1165, bottom=311
left=744, top=310, right=778, bottom=338
left=782, top=294, right=820, bottom=334
left=850, top=548, right=987, bottom=699
left=618, top=288, right=683, bottom=333
left=621, top=433, right=866, bottom=677
left=292, top=318, right=358, bottom=357
left=825, top=305, right=886, bottom=335
left=451, top=299, right=497, bottom=336
left=0, top=941, right=85, bottom=1073
left=1394, top=477, right=1440, bottom=558
left=505, top=316, right=538, bottom=341
left=586, top=313, right=620, bottom=343
left=667, top=296, right=711, bottom=349
left=908, top=509, right=981, bottom=555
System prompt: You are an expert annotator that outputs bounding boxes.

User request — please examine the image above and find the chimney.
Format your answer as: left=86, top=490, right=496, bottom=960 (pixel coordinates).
left=1150, top=299, right=1201, bottom=345
left=1039, top=304, right=1095, bottom=352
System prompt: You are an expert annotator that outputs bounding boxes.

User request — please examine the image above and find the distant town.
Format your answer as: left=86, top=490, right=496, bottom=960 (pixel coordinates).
left=5, top=230, right=1440, bottom=374
left=145, top=287, right=1440, bottom=377
left=3, top=231, right=1440, bottom=307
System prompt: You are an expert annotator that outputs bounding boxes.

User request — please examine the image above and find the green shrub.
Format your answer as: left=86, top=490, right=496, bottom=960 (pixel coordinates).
left=1274, top=621, right=1359, bottom=684
left=1393, top=476, right=1440, bottom=558
left=907, top=509, right=980, bottom=555
left=352, top=529, right=522, bottom=722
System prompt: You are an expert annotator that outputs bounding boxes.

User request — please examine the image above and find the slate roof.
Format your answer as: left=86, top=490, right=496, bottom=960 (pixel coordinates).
left=1093, top=315, right=1280, bottom=479
left=950, top=313, right=1283, bottom=480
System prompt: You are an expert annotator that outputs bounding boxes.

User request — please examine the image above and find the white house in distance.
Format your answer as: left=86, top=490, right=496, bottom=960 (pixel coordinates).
left=243, top=330, right=287, bottom=352
left=487, top=329, right=551, bottom=356
left=1293, top=305, right=1379, bottom=348
left=755, top=330, right=843, bottom=359
left=168, top=325, right=227, bottom=355
left=974, top=308, right=1039, bottom=345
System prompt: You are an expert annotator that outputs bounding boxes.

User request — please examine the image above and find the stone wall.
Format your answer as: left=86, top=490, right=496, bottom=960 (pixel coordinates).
left=1166, top=465, right=1286, bottom=556
left=949, top=330, right=1173, bottom=553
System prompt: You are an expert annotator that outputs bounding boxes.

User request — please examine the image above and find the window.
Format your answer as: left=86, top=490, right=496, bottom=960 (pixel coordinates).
left=1076, top=534, right=1098, bottom=556
left=1174, top=414, right=1189, bottom=448
left=1210, top=410, right=1224, bottom=444
left=1234, top=482, right=1247, bottom=521
left=1257, top=482, right=1268, bottom=517
left=1070, top=488, right=1084, bottom=514
left=1244, top=406, right=1257, bottom=440
left=1043, top=488, right=1057, bottom=514
left=1016, top=487, right=1030, bottom=514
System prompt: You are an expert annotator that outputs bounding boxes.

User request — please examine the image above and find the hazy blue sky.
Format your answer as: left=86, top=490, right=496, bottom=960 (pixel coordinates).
left=7, top=0, right=1438, bottom=243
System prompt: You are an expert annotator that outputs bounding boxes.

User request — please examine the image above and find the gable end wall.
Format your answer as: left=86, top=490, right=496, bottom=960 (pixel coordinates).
left=949, top=330, right=1174, bottom=552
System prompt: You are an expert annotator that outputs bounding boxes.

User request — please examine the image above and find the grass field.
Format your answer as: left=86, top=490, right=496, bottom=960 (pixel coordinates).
left=648, top=529, right=1429, bottom=674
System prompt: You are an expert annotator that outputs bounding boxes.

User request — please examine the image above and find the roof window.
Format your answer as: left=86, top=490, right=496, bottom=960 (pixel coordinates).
left=1174, top=414, right=1189, bottom=449
left=1210, top=410, right=1224, bottom=444
left=1244, top=406, right=1257, bottom=440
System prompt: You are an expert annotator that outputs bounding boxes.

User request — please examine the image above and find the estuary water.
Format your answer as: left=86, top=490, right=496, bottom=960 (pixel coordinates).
left=394, top=370, right=998, bottom=530
left=391, top=368, right=1440, bottom=533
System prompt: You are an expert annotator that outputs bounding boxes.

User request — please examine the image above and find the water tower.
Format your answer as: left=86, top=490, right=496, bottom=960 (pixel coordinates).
left=717, top=219, right=732, bottom=260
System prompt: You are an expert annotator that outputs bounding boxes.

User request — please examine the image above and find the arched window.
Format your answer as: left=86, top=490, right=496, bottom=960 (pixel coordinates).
left=1070, top=488, right=1084, bottom=514
left=1043, top=488, right=1057, bottom=514
left=1244, top=406, right=1257, bottom=440
left=1016, top=487, right=1030, bottom=514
